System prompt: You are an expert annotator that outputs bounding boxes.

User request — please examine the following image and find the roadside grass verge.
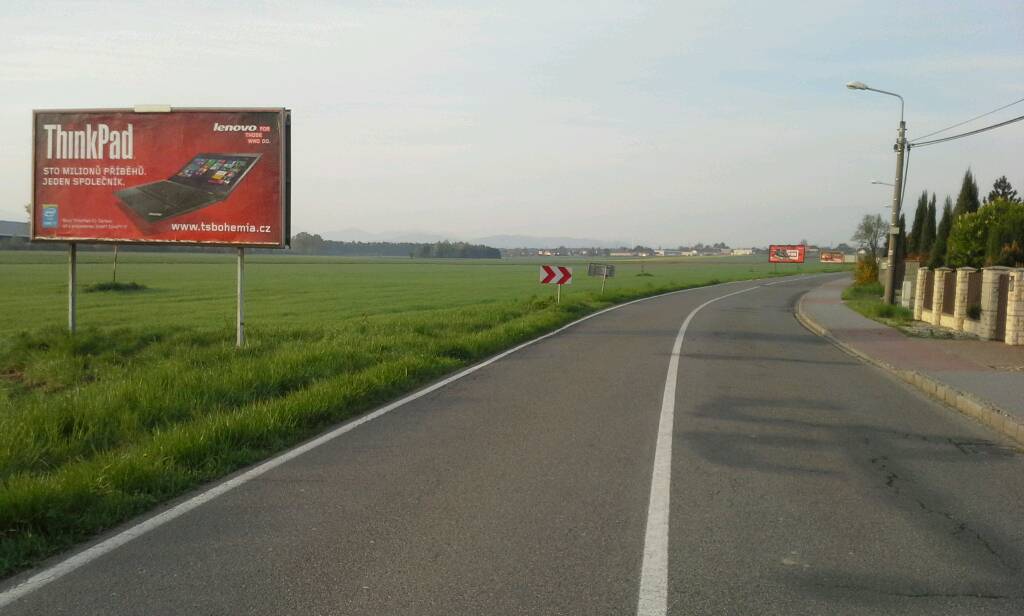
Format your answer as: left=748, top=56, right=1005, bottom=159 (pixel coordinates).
left=841, top=281, right=914, bottom=327
left=0, top=256, right=847, bottom=578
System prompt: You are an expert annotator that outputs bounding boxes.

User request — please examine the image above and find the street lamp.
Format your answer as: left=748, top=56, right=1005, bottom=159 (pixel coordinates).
left=847, top=80, right=907, bottom=305
left=871, top=180, right=895, bottom=187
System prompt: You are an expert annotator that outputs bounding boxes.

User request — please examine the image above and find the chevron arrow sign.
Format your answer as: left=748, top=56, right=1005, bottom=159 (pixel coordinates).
left=539, top=265, right=572, bottom=285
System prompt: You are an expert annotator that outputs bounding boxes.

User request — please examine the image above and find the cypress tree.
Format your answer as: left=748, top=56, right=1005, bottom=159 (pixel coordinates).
left=953, top=168, right=980, bottom=217
left=921, top=193, right=937, bottom=257
left=930, top=198, right=954, bottom=267
left=908, top=190, right=928, bottom=255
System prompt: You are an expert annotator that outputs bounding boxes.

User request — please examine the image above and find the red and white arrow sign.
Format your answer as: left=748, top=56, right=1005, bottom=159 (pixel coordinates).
left=540, top=265, right=572, bottom=285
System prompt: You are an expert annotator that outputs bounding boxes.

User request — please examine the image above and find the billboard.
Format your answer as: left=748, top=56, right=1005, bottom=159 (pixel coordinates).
left=768, top=244, right=806, bottom=263
left=820, top=250, right=845, bottom=263
left=32, top=108, right=290, bottom=247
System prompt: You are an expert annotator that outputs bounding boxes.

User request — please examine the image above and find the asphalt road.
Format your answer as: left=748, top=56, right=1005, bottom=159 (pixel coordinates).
left=3, top=274, right=1023, bottom=615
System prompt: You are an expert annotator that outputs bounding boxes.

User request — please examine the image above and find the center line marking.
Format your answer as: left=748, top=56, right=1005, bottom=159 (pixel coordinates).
left=636, top=285, right=761, bottom=616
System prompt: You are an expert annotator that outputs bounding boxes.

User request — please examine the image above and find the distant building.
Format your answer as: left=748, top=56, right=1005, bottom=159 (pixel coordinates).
left=0, top=220, right=29, bottom=240
left=609, top=251, right=634, bottom=257
left=731, top=248, right=753, bottom=256
left=655, top=249, right=682, bottom=257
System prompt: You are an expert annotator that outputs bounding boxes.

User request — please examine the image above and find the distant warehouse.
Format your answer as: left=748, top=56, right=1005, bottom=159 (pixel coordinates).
left=731, top=248, right=753, bottom=256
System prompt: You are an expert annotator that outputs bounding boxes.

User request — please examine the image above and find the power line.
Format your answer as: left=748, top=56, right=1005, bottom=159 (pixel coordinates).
left=909, top=112, right=1024, bottom=148
left=911, top=95, right=1024, bottom=143
left=900, top=145, right=910, bottom=211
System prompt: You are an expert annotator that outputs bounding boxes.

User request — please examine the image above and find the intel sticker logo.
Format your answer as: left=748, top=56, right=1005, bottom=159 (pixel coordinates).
left=42, top=205, right=59, bottom=229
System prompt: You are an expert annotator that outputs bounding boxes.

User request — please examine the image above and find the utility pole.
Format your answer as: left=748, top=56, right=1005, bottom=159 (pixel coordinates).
left=846, top=80, right=905, bottom=305
left=884, top=121, right=906, bottom=305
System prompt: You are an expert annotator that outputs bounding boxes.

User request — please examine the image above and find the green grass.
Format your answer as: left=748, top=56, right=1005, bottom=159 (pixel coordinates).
left=841, top=281, right=915, bottom=326
left=0, top=250, right=847, bottom=577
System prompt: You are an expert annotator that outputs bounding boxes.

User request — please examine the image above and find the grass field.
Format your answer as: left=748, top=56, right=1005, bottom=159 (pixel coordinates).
left=0, top=249, right=847, bottom=577
left=841, top=280, right=914, bottom=327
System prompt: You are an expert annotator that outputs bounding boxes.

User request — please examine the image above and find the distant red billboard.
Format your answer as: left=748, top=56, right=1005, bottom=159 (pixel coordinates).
left=769, top=245, right=806, bottom=263
left=820, top=250, right=845, bottom=263
left=32, top=108, right=290, bottom=247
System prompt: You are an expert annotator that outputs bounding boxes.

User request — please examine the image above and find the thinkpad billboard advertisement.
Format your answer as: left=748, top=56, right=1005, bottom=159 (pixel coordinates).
left=768, top=244, right=806, bottom=263
left=32, top=108, right=290, bottom=247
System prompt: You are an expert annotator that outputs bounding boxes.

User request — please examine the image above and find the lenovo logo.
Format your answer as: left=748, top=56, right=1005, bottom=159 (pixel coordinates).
left=213, top=123, right=258, bottom=132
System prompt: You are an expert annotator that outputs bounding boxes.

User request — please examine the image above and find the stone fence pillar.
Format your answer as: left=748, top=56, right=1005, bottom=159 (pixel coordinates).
left=978, top=266, right=1009, bottom=341
left=1006, top=269, right=1024, bottom=346
left=932, top=267, right=951, bottom=326
left=914, top=267, right=929, bottom=321
left=953, top=267, right=975, bottom=331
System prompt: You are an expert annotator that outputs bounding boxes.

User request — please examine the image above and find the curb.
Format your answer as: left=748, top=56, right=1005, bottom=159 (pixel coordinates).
left=794, top=291, right=1024, bottom=449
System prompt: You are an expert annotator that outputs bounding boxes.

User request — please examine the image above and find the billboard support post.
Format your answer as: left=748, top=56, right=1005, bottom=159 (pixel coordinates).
left=556, top=284, right=561, bottom=305
left=236, top=247, right=245, bottom=348
left=112, top=245, right=119, bottom=283
left=68, top=243, right=77, bottom=333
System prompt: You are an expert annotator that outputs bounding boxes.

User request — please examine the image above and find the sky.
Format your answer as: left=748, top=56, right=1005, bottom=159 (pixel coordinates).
left=1, top=0, right=1022, bottom=247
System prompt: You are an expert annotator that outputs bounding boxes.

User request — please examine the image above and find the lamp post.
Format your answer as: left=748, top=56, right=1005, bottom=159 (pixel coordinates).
left=848, top=81, right=906, bottom=305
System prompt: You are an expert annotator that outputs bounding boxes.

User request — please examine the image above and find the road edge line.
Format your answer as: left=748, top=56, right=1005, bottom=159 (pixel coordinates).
left=794, top=289, right=1024, bottom=449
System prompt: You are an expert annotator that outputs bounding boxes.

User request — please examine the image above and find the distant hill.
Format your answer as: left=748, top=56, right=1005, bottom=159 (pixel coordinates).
left=321, top=228, right=450, bottom=244
left=319, top=228, right=628, bottom=249
left=472, top=235, right=626, bottom=249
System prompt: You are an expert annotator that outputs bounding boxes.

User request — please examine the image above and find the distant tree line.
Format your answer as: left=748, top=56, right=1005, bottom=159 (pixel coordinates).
left=855, top=170, right=1024, bottom=269
left=291, top=233, right=500, bottom=258
left=412, top=240, right=501, bottom=259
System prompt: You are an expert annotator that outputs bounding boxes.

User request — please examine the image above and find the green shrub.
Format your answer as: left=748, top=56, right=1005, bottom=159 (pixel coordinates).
left=985, top=205, right=1024, bottom=266
left=947, top=198, right=1024, bottom=267
left=853, top=258, right=879, bottom=286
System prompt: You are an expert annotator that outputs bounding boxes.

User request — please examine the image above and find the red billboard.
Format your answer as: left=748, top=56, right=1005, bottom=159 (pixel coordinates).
left=768, top=244, right=806, bottom=263
left=32, top=108, right=290, bottom=247
left=820, top=250, right=845, bottom=263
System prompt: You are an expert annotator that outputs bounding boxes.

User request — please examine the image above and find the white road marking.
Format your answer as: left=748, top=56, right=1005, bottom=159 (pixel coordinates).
left=636, top=285, right=761, bottom=616
left=0, top=274, right=815, bottom=609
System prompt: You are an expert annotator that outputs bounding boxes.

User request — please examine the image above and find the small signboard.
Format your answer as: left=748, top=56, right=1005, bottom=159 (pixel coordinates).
left=820, top=251, right=845, bottom=264
left=587, top=263, right=616, bottom=278
left=540, top=265, right=572, bottom=285
left=768, top=245, right=806, bottom=263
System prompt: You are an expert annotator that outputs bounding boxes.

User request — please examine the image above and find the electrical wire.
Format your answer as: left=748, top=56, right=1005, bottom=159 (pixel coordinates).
left=909, top=113, right=1024, bottom=148
left=911, top=95, right=1024, bottom=143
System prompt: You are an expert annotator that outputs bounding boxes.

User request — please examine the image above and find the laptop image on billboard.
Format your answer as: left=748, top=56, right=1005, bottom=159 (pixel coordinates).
left=115, top=153, right=261, bottom=225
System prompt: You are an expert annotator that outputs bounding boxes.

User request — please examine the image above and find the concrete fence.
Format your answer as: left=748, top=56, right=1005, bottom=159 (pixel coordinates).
left=914, top=265, right=1024, bottom=345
